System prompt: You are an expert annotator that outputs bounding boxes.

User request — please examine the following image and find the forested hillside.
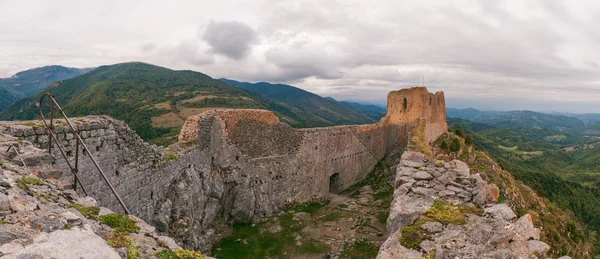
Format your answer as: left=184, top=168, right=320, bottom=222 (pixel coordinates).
left=447, top=108, right=600, bottom=137
left=221, top=79, right=376, bottom=125
left=337, top=100, right=386, bottom=121
left=0, top=65, right=92, bottom=111
left=448, top=118, right=600, bottom=253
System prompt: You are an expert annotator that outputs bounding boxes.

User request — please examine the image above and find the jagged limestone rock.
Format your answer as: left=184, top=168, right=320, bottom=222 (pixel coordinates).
left=484, top=204, right=516, bottom=221
left=0, top=135, right=206, bottom=259
left=377, top=150, right=559, bottom=258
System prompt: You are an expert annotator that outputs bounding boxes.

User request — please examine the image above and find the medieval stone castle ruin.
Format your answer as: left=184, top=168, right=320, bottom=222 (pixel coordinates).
left=0, top=87, right=447, bottom=251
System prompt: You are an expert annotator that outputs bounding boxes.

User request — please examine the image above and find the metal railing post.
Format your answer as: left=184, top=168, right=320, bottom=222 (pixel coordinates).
left=38, top=93, right=130, bottom=214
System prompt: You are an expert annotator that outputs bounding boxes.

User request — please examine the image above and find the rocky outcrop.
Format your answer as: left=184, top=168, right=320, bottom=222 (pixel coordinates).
left=377, top=151, right=562, bottom=259
left=0, top=134, right=206, bottom=259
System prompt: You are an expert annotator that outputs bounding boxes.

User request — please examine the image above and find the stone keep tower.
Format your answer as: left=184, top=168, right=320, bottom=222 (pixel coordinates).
left=382, top=86, right=447, bottom=143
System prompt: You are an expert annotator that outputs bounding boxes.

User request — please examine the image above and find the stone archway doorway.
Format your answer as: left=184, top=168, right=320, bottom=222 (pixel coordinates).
left=329, top=173, right=341, bottom=193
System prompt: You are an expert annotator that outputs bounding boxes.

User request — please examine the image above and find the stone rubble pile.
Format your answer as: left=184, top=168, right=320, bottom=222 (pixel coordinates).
left=0, top=133, right=205, bottom=259
left=377, top=151, right=569, bottom=259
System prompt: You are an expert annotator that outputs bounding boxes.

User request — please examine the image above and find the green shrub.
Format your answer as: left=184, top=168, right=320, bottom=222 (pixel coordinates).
left=99, top=213, right=140, bottom=234
left=321, top=211, right=341, bottom=222
left=440, top=140, right=449, bottom=150
left=465, top=135, right=473, bottom=146
left=454, top=129, right=465, bottom=138
left=450, top=138, right=461, bottom=152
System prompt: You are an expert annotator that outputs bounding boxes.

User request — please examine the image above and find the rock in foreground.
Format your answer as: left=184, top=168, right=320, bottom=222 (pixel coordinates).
left=377, top=151, right=562, bottom=259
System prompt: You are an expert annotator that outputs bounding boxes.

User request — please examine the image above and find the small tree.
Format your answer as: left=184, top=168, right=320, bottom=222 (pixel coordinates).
left=454, top=129, right=465, bottom=138
left=465, top=135, right=473, bottom=146
left=450, top=138, right=461, bottom=152
left=440, top=140, right=449, bottom=150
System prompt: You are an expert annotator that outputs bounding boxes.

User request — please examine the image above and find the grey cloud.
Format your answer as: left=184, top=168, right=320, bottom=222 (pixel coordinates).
left=262, top=48, right=344, bottom=81
left=202, top=21, right=257, bottom=60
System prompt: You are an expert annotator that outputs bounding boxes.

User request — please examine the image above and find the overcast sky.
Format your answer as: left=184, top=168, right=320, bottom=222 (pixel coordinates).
left=1, top=0, right=600, bottom=112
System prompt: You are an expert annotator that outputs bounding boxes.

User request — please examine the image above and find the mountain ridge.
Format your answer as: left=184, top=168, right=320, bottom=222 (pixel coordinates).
left=0, top=65, right=93, bottom=111
left=220, top=78, right=376, bottom=125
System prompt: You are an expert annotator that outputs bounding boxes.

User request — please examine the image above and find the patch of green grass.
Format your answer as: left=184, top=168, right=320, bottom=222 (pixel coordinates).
left=339, top=239, right=379, bottom=259
left=424, top=251, right=436, bottom=259
left=127, top=246, right=140, bottom=259
left=398, top=218, right=431, bottom=249
left=496, top=195, right=506, bottom=204
left=61, top=224, right=73, bottom=230
left=288, top=201, right=325, bottom=215
left=17, top=176, right=42, bottom=191
left=17, top=179, right=31, bottom=191
left=20, top=176, right=42, bottom=185
left=106, top=231, right=132, bottom=248
left=165, top=153, right=177, bottom=161
left=68, top=204, right=100, bottom=220
left=105, top=231, right=141, bottom=259
left=99, top=213, right=140, bottom=234
left=426, top=200, right=482, bottom=225
left=410, top=120, right=433, bottom=158
left=297, top=239, right=327, bottom=254
left=321, top=211, right=342, bottom=221
left=156, top=249, right=206, bottom=259
left=498, top=145, right=543, bottom=156
left=0, top=219, right=5, bottom=224
left=23, top=122, right=36, bottom=126
left=211, top=213, right=306, bottom=258
left=376, top=211, right=389, bottom=224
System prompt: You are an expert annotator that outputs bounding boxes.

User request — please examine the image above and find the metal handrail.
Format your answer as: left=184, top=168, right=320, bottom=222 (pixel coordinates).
left=38, top=93, right=130, bottom=214
left=7, top=145, right=28, bottom=171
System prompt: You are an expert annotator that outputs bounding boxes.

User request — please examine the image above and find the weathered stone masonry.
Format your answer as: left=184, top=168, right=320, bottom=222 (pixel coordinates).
left=0, top=86, right=447, bottom=251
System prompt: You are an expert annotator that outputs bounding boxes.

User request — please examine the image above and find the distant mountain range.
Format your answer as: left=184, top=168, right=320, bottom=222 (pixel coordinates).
left=221, top=79, right=378, bottom=125
left=0, top=65, right=93, bottom=111
left=447, top=107, right=600, bottom=138
left=0, top=62, right=383, bottom=144
left=550, top=112, right=600, bottom=124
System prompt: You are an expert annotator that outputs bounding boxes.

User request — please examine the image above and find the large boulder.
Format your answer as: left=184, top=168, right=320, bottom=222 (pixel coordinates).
left=376, top=229, right=422, bottom=259
left=484, top=204, right=516, bottom=221
left=3, top=225, right=121, bottom=259
left=386, top=194, right=432, bottom=232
